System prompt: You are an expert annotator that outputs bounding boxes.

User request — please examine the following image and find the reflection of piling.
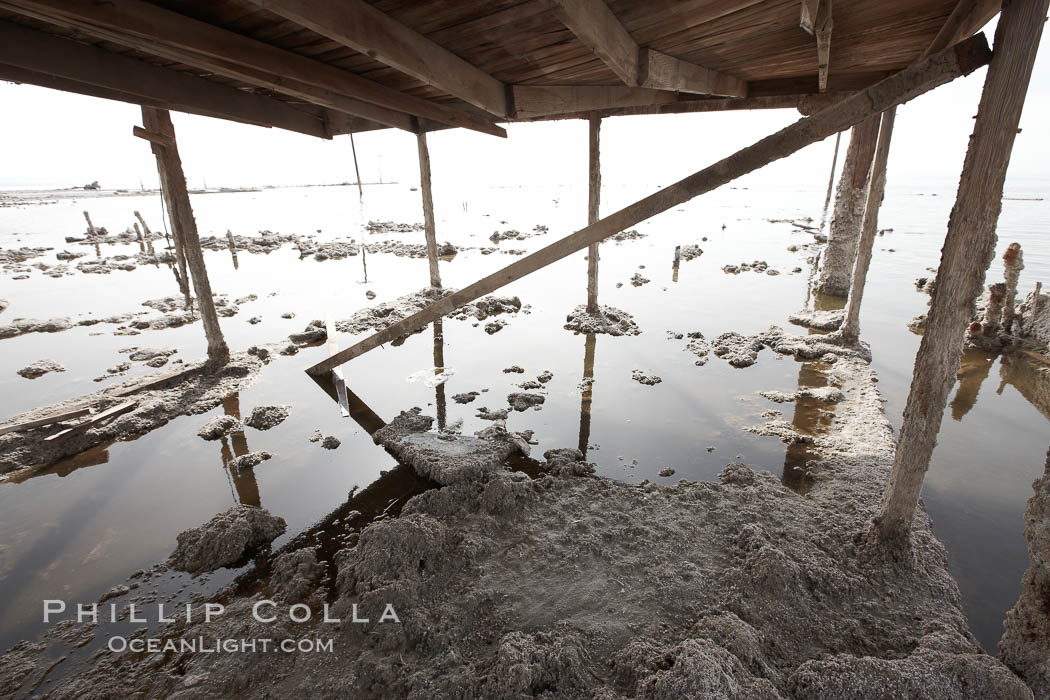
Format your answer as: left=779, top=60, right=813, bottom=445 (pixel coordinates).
left=781, top=362, right=837, bottom=494
left=226, top=229, right=239, bottom=270
left=577, top=333, right=596, bottom=456
left=948, top=349, right=995, bottom=421
left=221, top=393, right=261, bottom=508
left=672, top=245, right=681, bottom=283
left=433, top=320, right=447, bottom=431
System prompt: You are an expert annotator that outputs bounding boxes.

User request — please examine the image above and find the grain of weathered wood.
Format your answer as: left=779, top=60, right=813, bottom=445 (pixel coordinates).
left=840, top=108, right=896, bottom=343
left=6, top=0, right=507, bottom=136
left=511, top=85, right=682, bottom=119
left=587, top=115, right=601, bottom=312
left=142, top=107, right=230, bottom=363
left=307, top=35, right=990, bottom=376
left=43, top=401, right=138, bottom=442
left=416, top=132, right=442, bottom=288
left=638, top=49, right=748, bottom=97
left=549, top=0, right=639, bottom=86
left=874, top=0, right=1048, bottom=542
left=249, top=0, right=509, bottom=117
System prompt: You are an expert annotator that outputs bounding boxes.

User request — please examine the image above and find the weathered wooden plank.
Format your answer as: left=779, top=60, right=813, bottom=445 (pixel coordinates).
left=511, top=94, right=835, bottom=123
left=549, top=0, right=639, bottom=86
left=874, top=0, right=1047, bottom=542
left=5, top=0, right=507, bottom=136
left=511, top=84, right=682, bottom=119
left=43, top=401, right=138, bottom=442
left=638, top=49, right=748, bottom=98
left=0, top=20, right=336, bottom=138
left=306, top=34, right=990, bottom=376
left=0, top=406, right=91, bottom=437
left=249, top=0, right=509, bottom=117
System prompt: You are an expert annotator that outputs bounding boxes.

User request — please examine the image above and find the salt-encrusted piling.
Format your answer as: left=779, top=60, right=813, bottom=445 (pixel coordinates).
left=874, top=0, right=1048, bottom=542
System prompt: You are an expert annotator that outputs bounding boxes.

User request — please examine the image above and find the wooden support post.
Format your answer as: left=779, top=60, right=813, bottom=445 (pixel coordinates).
left=133, top=222, right=146, bottom=253
left=306, top=35, right=990, bottom=376
left=83, top=210, right=97, bottom=237
left=839, top=108, right=896, bottom=343
left=140, top=106, right=229, bottom=364
left=819, top=131, right=842, bottom=231
left=817, top=114, right=880, bottom=295
left=874, top=0, right=1047, bottom=543
left=226, top=229, right=239, bottom=270
left=134, top=210, right=155, bottom=254
left=586, top=115, right=601, bottom=312
left=416, top=131, right=441, bottom=288
left=349, top=132, right=363, bottom=198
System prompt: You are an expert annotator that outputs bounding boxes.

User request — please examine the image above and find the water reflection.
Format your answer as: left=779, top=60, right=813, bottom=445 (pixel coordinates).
left=999, top=351, right=1050, bottom=421
left=218, top=393, right=260, bottom=508
left=577, top=333, right=597, bottom=456
left=434, top=320, right=447, bottom=431
left=781, top=361, right=840, bottom=495
left=4, top=442, right=112, bottom=484
left=950, top=349, right=997, bottom=421
left=672, top=245, right=681, bottom=283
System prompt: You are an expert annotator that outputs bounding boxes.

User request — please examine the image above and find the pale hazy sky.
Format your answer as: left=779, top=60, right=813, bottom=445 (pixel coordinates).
left=0, top=17, right=1046, bottom=193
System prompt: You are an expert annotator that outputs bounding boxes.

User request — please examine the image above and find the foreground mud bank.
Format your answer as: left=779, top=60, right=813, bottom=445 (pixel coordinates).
left=0, top=346, right=1034, bottom=698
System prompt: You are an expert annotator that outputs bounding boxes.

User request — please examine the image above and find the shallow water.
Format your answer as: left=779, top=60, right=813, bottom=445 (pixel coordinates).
left=0, top=175, right=1047, bottom=654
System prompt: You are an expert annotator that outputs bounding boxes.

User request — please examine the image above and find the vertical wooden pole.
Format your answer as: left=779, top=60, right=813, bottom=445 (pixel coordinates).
left=839, top=108, right=896, bottom=343
left=349, top=132, right=364, bottom=198
left=416, top=132, right=442, bottom=288
left=155, top=163, right=190, bottom=303
left=141, top=106, right=229, bottom=364
left=874, top=0, right=1048, bottom=542
left=586, top=116, right=601, bottom=312
left=134, top=210, right=155, bottom=255
left=817, top=114, right=880, bottom=295
left=819, top=131, right=842, bottom=231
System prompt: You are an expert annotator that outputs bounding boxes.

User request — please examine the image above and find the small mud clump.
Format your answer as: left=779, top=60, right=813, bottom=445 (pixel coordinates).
left=168, top=505, right=286, bottom=575
left=632, top=370, right=662, bottom=385
left=16, top=359, right=65, bottom=379
left=244, top=404, right=290, bottom=431
left=789, top=309, right=845, bottom=331
left=197, top=415, right=242, bottom=440
left=452, top=392, right=480, bottom=404
left=712, top=331, right=767, bottom=368
left=680, top=244, right=703, bottom=261
left=508, top=392, right=545, bottom=411
left=228, top=451, right=271, bottom=469
left=503, top=365, right=525, bottom=374
left=564, top=304, right=641, bottom=336
left=321, top=436, right=341, bottom=450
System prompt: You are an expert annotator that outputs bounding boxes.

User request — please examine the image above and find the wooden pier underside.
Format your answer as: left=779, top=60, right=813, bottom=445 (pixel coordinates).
left=0, top=0, right=1000, bottom=136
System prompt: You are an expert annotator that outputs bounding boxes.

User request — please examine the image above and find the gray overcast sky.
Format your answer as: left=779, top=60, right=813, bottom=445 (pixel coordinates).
left=0, top=18, right=1046, bottom=193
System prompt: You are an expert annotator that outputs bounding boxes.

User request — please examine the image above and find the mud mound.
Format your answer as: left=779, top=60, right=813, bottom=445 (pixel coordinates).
left=564, top=304, right=641, bottom=336
left=169, top=505, right=286, bottom=575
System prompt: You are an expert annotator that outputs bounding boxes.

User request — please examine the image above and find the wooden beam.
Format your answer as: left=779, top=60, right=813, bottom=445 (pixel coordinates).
left=0, top=20, right=339, bottom=138
left=416, top=132, right=441, bottom=288
left=586, top=115, right=601, bottom=312
left=306, top=35, right=991, bottom=376
left=249, top=0, right=508, bottom=118
left=4, top=0, right=506, bottom=136
left=132, top=125, right=173, bottom=149
left=923, top=0, right=1002, bottom=60
left=549, top=0, right=639, bottom=86
left=638, top=49, right=748, bottom=98
left=510, top=94, right=835, bottom=123
left=804, top=0, right=834, bottom=93
left=142, top=107, right=229, bottom=363
left=840, top=108, right=896, bottom=342
left=874, top=0, right=1046, bottom=542
left=511, top=85, right=683, bottom=119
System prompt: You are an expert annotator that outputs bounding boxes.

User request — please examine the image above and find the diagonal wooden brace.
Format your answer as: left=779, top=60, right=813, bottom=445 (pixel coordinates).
left=306, top=34, right=991, bottom=377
